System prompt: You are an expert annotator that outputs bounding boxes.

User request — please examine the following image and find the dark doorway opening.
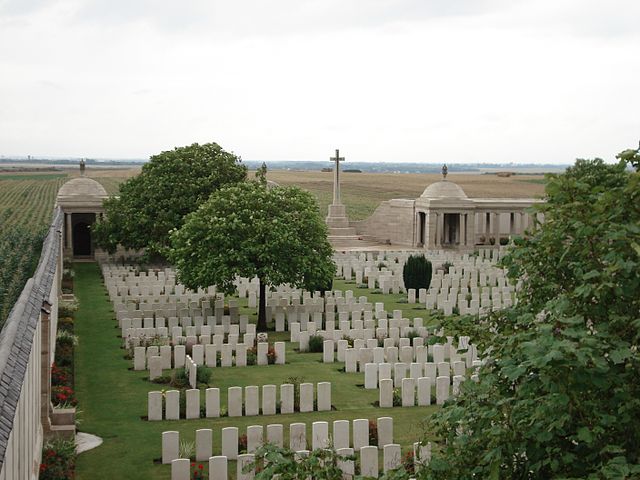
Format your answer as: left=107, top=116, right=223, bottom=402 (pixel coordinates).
left=73, top=222, right=91, bottom=256
left=71, top=212, right=96, bottom=257
left=418, top=212, right=426, bottom=245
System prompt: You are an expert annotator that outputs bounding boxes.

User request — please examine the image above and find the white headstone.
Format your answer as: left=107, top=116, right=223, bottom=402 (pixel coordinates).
left=377, top=417, right=393, bottom=449
left=148, top=391, right=162, bottom=421
left=353, top=418, right=369, bottom=450
left=221, top=426, right=239, bottom=460
left=312, top=421, right=329, bottom=450
left=379, top=378, right=393, bottom=408
left=245, top=386, right=259, bottom=416
left=262, top=384, right=276, bottom=415
left=333, top=420, right=350, bottom=450
left=165, top=390, right=179, bottom=420
left=360, top=445, right=379, bottom=478
left=195, top=428, right=212, bottom=461
left=280, top=384, right=294, bottom=414
left=436, top=376, right=450, bottom=405
left=289, top=423, right=306, bottom=451
left=299, top=383, right=314, bottom=413
left=228, top=386, right=243, bottom=417
left=162, top=431, right=179, bottom=464
left=186, top=388, right=200, bottom=419
left=247, top=425, right=263, bottom=453
left=209, top=456, right=228, bottom=480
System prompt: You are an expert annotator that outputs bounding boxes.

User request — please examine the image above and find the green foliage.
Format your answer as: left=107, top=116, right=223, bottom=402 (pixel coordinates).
left=422, top=154, right=640, bottom=479
left=249, top=444, right=347, bottom=479
left=0, top=226, right=46, bottom=325
left=402, top=255, right=432, bottom=291
left=58, top=298, right=79, bottom=318
left=284, top=376, right=304, bottom=412
left=308, top=334, right=324, bottom=353
left=40, top=439, right=76, bottom=479
left=196, top=366, right=212, bottom=385
left=94, top=142, right=247, bottom=258
left=170, top=180, right=335, bottom=330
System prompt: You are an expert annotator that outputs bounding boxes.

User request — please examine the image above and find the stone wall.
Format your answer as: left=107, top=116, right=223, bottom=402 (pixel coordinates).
left=0, top=208, right=62, bottom=479
left=352, top=199, right=415, bottom=246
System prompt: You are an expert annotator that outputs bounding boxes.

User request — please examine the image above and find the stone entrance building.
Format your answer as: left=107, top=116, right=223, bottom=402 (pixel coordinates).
left=56, top=175, right=108, bottom=259
left=352, top=173, right=542, bottom=251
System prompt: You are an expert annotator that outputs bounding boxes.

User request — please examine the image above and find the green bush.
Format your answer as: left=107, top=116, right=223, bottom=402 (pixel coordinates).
left=196, top=366, right=212, bottom=385
left=402, top=255, right=432, bottom=291
left=40, top=439, right=76, bottom=479
left=169, top=369, right=190, bottom=389
left=308, top=335, right=324, bottom=353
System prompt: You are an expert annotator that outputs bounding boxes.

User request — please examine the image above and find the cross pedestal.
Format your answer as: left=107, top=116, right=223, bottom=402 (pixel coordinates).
left=326, top=149, right=350, bottom=228
left=325, top=149, right=361, bottom=248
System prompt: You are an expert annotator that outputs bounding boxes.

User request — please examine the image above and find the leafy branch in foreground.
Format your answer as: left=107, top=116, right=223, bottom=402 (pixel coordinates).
left=420, top=152, right=640, bottom=479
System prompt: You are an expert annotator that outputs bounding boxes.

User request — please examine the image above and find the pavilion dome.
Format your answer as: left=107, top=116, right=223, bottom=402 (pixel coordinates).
left=56, top=177, right=108, bottom=208
left=420, top=179, right=468, bottom=199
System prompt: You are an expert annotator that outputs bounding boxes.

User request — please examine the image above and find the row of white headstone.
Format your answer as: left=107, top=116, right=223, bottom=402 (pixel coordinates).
left=122, top=318, right=255, bottom=341
left=378, top=375, right=469, bottom=407
left=168, top=442, right=426, bottom=480
left=148, top=382, right=332, bottom=421
left=342, top=344, right=478, bottom=374
left=363, top=360, right=475, bottom=389
left=162, top=417, right=398, bottom=463
left=136, top=341, right=286, bottom=373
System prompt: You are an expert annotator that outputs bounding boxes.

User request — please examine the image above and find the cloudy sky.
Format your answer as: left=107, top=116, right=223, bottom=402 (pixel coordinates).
left=1, top=0, right=638, bottom=164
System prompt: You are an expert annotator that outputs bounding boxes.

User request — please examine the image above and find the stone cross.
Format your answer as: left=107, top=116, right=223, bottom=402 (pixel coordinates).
left=330, top=149, right=345, bottom=205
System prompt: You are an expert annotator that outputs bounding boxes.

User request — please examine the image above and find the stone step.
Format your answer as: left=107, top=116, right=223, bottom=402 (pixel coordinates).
left=327, top=226, right=357, bottom=236
left=328, top=235, right=380, bottom=249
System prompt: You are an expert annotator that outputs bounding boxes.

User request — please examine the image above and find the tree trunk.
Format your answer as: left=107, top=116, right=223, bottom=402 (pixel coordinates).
left=257, top=277, right=267, bottom=332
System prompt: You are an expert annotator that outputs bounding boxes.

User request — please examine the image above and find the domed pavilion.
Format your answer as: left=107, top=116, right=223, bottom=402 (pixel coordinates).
left=352, top=165, right=542, bottom=250
left=56, top=165, right=108, bottom=259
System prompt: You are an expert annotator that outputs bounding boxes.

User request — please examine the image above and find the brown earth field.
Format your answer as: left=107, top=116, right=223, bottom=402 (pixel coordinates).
left=75, top=167, right=546, bottom=221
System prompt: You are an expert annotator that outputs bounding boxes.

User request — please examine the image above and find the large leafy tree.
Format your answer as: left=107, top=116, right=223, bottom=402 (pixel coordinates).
left=94, top=142, right=246, bottom=258
left=169, top=178, right=336, bottom=331
left=421, top=150, right=640, bottom=479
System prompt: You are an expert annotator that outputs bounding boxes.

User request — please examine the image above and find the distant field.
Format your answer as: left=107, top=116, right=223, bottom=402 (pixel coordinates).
left=84, top=167, right=547, bottom=221
left=266, top=170, right=546, bottom=220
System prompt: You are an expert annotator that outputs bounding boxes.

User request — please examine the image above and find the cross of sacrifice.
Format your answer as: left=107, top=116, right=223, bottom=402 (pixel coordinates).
left=330, top=149, right=345, bottom=205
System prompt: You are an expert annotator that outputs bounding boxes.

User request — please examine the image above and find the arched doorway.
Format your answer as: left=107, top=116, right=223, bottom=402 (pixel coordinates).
left=73, top=222, right=92, bottom=256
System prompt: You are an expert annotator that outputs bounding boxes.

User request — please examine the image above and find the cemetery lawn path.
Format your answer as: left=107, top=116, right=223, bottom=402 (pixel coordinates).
left=73, top=263, right=440, bottom=479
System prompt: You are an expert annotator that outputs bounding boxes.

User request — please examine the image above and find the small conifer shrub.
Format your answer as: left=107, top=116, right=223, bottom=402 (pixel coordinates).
left=402, top=255, right=432, bottom=291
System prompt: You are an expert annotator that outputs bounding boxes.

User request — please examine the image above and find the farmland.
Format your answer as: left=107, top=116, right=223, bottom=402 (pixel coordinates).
left=0, top=173, right=68, bottom=323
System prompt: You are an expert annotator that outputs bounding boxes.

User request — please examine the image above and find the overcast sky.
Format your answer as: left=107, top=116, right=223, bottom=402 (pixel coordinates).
left=1, top=0, right=638, bottom=164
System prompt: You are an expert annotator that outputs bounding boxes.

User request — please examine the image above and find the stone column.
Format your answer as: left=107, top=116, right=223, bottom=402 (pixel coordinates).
left=460, top=214, right=466, bottom=246
left=490, top=212, right=499, bottom=240
left=66, top=212, right=73, bottom=252
left=467, top=212, right=476, bottom=246
left=436, top=213, right=444, bottom=247
left=40, top=301, right=53, bottom=435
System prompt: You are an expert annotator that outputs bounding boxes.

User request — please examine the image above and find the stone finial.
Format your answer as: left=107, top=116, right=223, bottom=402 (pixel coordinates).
left=80, top=158, right=86, bottom=176
left=442, top=164, right=448, bottom=179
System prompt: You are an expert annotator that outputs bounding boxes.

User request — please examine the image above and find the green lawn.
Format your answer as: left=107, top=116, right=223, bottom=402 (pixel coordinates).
left=74, top=263, right=439, bottom=479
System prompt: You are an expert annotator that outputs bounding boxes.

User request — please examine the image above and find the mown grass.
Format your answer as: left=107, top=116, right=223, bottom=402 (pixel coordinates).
left=74, top=263, right=440, bottom=479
